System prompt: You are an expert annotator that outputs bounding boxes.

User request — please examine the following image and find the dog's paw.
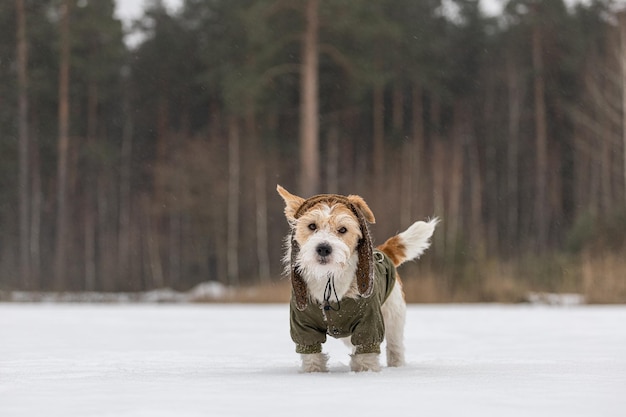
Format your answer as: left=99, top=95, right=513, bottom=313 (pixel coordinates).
left=350, top=353, right=381, bottom=372
left=300, top=353, right=328, bottom=373
left=386, top=350, right=405, bottom=367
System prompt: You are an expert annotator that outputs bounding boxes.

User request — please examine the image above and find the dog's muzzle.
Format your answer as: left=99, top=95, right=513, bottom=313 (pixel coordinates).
left=316, top=243, right=333, bottom=263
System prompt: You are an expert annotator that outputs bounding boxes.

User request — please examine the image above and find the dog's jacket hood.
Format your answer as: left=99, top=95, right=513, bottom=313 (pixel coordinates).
left=289, top=193, right=375, bottom=311
left=289, top=250, right=396, bottom=355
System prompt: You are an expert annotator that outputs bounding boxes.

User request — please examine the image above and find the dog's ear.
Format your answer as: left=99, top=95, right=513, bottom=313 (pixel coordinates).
left=277, top=185, right=305, bottom=222
left=355, top=212, right=374, bottom=298
left=347, top=194, right=376, bottom=224
left=290, top=239, right=309, bottom=311
left=277, top=185, right=309, bottom=309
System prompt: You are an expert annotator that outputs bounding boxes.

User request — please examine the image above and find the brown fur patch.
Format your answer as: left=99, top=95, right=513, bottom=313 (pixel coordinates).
left=377, top=235, right=406, bottom=267
left=294, top=203, right=361, bottom=250
left=346, top=195, right=376, bottom=223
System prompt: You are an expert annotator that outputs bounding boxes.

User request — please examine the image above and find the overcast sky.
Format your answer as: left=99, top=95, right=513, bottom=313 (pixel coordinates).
left=114, top=0, right=182, bottom=24
left=114, top=0, right=508, bottom=24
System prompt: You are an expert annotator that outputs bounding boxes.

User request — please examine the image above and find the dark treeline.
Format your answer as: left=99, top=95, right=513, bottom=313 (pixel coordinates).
left=1, top=0, right=625, bottom=301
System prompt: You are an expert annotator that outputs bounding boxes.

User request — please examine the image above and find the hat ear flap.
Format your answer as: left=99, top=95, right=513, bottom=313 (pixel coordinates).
left=355, top=211, right=374, bottom=298
left=290, top=235, right=308, bottom=311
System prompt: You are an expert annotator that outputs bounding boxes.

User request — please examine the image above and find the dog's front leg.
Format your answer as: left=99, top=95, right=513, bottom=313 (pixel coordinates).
left=350, top=353, right=381, bottom=372
left=300, top=352, right=328, bottom=372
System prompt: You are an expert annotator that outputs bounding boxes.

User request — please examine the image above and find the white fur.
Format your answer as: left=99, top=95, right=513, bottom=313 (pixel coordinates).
left=298, top=253, right=359, bottom=304
left=381, top=282, right=406, bottom=367
left=296, top=229, right=354, bottom=297
left=350, top=353, right=381, bottom=372
left=300, top=353, right=328, bottom=373
left=396, top=218, right=439, bottom=265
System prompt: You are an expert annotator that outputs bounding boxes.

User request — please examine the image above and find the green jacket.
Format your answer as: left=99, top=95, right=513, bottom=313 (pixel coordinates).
left=289, top=250, right=396, bottom=355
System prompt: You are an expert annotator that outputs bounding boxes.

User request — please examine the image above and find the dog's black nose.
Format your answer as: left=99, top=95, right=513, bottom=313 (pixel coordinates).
left=316, top=243, right=332, bottom=257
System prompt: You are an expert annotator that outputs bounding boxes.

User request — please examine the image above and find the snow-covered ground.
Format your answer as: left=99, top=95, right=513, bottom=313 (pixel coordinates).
left=1, top=303, right=624, bottom=417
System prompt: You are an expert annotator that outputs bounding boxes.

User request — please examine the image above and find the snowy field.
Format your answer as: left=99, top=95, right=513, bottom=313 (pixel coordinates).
left=1, top=303, right=625, bottom=417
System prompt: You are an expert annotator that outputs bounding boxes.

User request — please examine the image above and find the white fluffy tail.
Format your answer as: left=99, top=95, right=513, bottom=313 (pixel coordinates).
left=378, top=218, right=439, bottom=267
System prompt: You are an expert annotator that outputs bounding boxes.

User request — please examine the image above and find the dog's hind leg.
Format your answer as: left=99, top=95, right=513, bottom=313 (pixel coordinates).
left=382, top=282, right=406, bottom=367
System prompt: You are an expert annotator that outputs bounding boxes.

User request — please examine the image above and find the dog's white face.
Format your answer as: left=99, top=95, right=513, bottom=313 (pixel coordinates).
left=292, top=202, right=361, bottom=279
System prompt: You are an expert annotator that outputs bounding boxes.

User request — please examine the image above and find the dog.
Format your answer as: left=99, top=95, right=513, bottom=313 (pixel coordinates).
left=277, top=185, right=438, bottom=372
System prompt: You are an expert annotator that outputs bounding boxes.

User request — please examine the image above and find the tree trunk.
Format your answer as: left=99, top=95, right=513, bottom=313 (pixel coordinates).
left=619, top=11, right=626, bottom=205
left=400, top=138, right=414, bottom=227
left=84, top=202, right=96, bottom=291
left=167, top=128, right=182, bottom=289
left=299, top=0, right=319, bottom=197
left=393, top=83, right=412, bottom=225
left=465, top=102, right=483, bottom=256
left=16, top=0, right=30, bottom=289
left=146, top=196, right=164, bottom=290
left=256, top=162, right=271, bottom=283
left=431, top=99, right=446, bottom=256
left=227, top=116, right=240, bottom=286
left=151, top=87, right=170, bottom=288
left=482, top=65, right=498, bottom=255
left=245, top=104, right=271, bottom=284
left=445, top=135, right=464, bottom=291
left=30, top=131, right=41, bottom=290
left=392, top=83, right=404, bottom=135
left=97, top=174, right=116, bottom=290
left=506, top=52, right=521, bottom=252
left=169, top=207, right=181, bottom=289
left=600, top=74, right=612, bottom=214
left=411, top=84, right=426, bottom=215
left=55, top=0, right=71, bottom=290
left=326, top=116, right=339, bottom=194
left=84, top=81, right=98, bottom=291
left=118, top=80, right=133, bottom=287
left=432, top=139, right=447, bottom=287
left=532, top=8, right=549, bottom=250
left=447, top=102, right=465, bottom=251
left=373, top=79, right=385, bottom=193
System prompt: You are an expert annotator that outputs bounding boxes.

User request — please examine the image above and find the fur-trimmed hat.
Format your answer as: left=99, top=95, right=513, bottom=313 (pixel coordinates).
left=289, top=194, right=375, bottom=311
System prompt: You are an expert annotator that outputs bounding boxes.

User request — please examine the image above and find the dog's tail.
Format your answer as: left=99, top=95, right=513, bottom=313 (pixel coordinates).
left=377, top=218, right=439, bottom=267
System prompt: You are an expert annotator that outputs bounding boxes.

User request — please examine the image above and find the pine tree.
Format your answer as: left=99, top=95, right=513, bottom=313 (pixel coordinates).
left=16, top=0, right=30, bottom=289
left=55, top=0, right=71, bottom=290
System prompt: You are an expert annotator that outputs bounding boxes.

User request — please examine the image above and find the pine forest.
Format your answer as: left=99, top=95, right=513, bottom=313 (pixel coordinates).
left=1, top=0, right=626, bottom=303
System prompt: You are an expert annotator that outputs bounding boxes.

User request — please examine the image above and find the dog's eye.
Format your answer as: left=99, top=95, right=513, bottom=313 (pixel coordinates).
left=337, top=227, right=347, bottom=234
left=308, top=223, right=317, bottom=231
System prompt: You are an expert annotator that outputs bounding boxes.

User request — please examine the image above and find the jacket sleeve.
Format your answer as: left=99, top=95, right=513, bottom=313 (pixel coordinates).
left=349, top=304, right=384, bottom=354
left=290, top=298, right=327, bottom=354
